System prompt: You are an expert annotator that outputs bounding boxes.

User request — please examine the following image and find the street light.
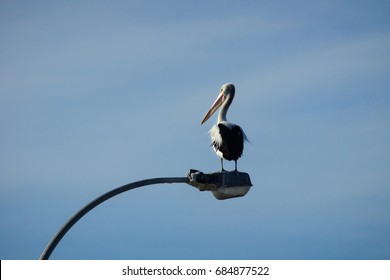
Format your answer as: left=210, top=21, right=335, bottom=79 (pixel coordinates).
left=39, top=169, right=252, bottom=260
left=187, top=169, right=252, bottom=200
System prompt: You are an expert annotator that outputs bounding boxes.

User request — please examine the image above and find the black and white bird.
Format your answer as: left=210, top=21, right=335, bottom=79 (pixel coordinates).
left=201, top=83, right=248, bottom=171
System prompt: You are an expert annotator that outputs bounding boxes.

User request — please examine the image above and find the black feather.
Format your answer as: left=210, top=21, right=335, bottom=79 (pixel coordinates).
left=213, top=123, right=244, bottom=161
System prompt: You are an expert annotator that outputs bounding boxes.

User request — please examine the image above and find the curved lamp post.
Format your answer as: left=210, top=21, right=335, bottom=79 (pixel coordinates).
left=39, top=170, right=252, bottom=260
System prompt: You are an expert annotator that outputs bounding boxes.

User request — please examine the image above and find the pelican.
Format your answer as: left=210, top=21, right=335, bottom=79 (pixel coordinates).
left=201, top=83, right=247, bottom=171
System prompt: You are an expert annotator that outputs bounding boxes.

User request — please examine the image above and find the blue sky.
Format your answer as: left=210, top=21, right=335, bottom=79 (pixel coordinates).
left=1, top=0, right=390, bottom=259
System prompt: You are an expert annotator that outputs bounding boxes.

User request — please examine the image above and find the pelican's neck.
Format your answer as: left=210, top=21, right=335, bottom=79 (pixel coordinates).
left=218, top=93, right=233, bottom=123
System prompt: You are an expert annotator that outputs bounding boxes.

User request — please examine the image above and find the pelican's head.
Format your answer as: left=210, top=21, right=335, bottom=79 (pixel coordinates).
left=201, top=83, right=235, bottom=125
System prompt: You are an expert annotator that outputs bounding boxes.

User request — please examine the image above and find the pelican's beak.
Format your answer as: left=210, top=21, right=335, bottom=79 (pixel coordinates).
left=201, top=92, right=224, bottom=125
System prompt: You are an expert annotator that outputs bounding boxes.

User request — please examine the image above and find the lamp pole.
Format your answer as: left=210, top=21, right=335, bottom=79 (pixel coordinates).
left=39, top=170, right=252, bottom=260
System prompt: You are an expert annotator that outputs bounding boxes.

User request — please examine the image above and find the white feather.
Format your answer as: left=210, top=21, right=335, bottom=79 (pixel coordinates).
left=209, top=121, right=239, bottom=159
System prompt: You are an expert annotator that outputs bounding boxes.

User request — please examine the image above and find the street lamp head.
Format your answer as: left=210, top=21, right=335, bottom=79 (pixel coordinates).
left=187, top=169, right=252, bottom=200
